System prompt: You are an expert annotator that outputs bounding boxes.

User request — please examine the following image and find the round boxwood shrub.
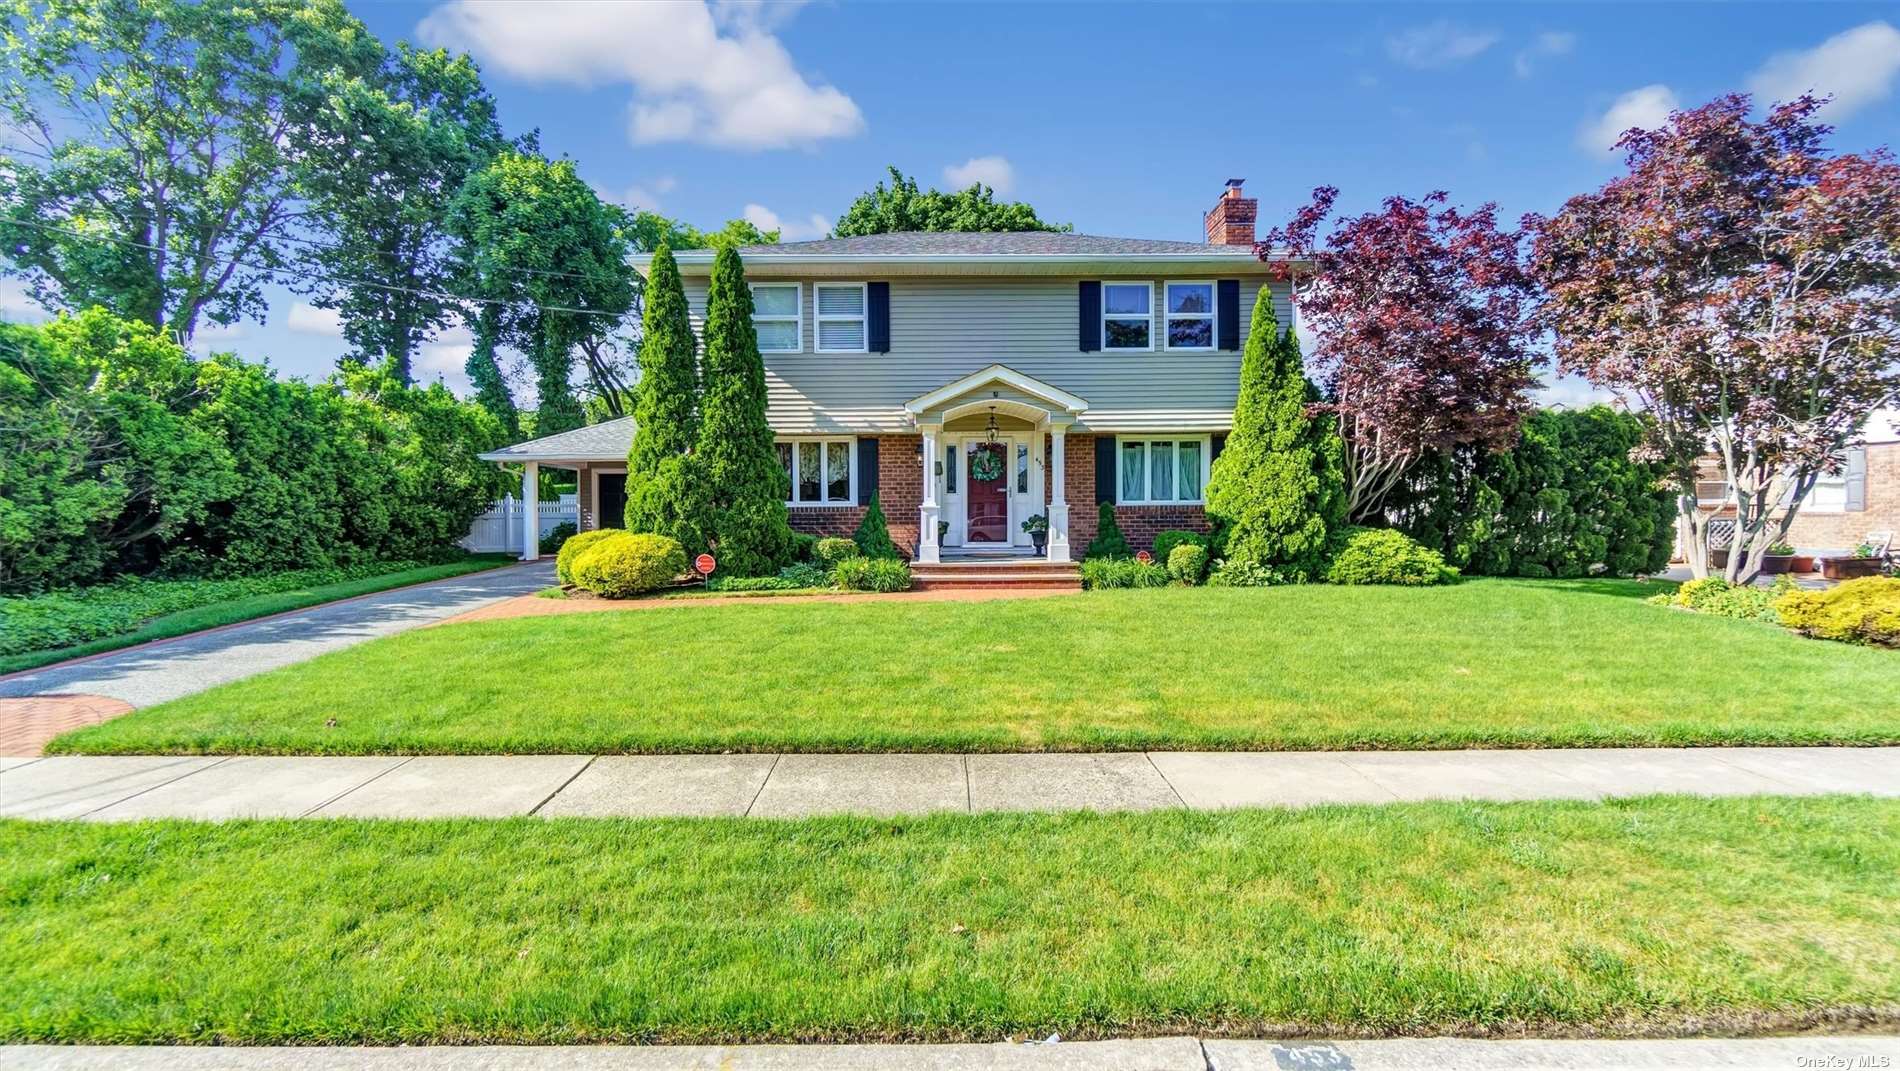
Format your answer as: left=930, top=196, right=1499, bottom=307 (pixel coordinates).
left=556, top=528, right=622, bottom=586
left=1325, top=527, right=1458, bottom=586
left=1152, top=530, right=1208, bottom=567
left=571, top=532, right=689, bottom=598
left=1167, top=544, right=1209, bottom=585
left=1776, top=576, right=1900, bottom=647
left=813, top=537, right=861, bottom=570
left=833, top=556, right=911, bottom=592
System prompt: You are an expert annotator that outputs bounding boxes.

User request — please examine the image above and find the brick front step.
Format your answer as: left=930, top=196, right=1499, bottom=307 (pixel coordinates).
left=911, top=560, right=1083, bottom=592
left=912, top=578, right=1083, bottom=592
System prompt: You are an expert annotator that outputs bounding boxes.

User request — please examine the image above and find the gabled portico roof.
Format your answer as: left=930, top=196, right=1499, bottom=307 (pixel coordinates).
left=904, top=365, right=1089, bottom=427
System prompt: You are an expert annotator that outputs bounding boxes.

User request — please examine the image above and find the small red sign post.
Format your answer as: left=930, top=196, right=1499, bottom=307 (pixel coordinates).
left=694, top=553, right=716, bottom=580
left=1135, top=549, right=1153, bottom=564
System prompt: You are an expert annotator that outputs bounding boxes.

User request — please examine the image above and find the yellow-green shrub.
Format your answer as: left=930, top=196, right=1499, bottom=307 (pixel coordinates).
left=556, top=528, right=622, bottom=586
left=1776, top=577, right=1900, bottom=647
left=570, top=533, right=688, bottom=598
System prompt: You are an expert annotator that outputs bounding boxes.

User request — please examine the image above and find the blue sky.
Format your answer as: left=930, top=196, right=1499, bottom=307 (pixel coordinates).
left=12, top=2, right=1897, bottom=403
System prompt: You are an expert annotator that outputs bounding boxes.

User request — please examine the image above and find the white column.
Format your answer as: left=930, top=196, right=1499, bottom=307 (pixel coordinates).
left=519, top=461, right=540, bottom=561
left=917, top=425, right=941, bottom=564
left=1047, top=426, right=1071, bottom=562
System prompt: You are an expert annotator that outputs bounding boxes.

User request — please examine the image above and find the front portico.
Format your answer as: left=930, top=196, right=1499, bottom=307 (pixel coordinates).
left=904, top=365, right=1088, bottom=564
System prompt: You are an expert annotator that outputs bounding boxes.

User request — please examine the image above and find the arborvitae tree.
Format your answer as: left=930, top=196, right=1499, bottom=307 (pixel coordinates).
left=852, top=491, right=900, bottom=558
left=623, top=244, right=711, bottom=550
left=1204, top=287, right=1346, bottom=581
left=695, top=246, right=793, bottom=575
left=1084, top=500, right=1130, bottom=559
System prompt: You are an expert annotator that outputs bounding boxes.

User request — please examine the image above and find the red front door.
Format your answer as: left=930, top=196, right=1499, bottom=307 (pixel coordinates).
left=966, top=443, right=1009, bottom=542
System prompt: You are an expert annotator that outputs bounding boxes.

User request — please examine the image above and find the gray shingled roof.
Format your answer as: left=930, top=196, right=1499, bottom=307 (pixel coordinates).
left=478, top=416, right=634, bottom=462
left=735, top=232, right=1262, bottom=257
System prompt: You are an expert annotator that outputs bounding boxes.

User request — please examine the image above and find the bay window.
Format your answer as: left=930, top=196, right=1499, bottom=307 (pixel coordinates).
left=778, top=438, right=856, bottom=505
left=1116, top=436, right=1209, bottom=504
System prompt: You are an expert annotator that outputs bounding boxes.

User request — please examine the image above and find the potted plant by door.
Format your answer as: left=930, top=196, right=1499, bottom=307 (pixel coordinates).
left=1021, top=513, right=1048, bottom=554
left=1760, top=541, right=1797, bottom=574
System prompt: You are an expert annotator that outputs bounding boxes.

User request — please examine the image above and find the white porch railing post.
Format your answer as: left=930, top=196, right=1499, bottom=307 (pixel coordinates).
left=520, top=461, right=540, bottom=561
left=917, top=424, right=941, bottom=564
left=1047, top=426, right=1071, bottom=563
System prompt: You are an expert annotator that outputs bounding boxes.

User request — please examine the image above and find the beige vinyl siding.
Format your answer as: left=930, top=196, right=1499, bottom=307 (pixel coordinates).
left=685, top=275, right=1290, bottom=434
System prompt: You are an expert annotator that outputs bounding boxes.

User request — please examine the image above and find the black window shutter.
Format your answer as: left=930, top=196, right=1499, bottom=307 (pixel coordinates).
left=857, top=437, right=879, bottom=505
left=1094, top=435, right=1116, bottom=504
left=1079, top=281, right=1101, bottom=352
left=1210, top=432, right=1227, bottom=464
left=867, top=282, right=890, bottom=353
left=1216, top=280, right=1240, bottom=350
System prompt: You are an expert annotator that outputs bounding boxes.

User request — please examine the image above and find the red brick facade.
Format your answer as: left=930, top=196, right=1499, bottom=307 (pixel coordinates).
left=1204, top=179, right=1257, bottom=247
left=786, top=436, right=923, bottom=558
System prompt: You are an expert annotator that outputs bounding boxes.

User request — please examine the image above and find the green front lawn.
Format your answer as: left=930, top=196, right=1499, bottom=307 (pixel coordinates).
left=51, top=578, right=1900, bottom=755
left=0, top=555, right=516, bottom=676
left=3, top=796, right=1896, bottom=1043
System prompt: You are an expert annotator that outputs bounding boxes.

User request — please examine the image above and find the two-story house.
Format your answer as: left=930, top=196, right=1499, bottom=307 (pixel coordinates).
left=480, top=180, right=1296, bottom=569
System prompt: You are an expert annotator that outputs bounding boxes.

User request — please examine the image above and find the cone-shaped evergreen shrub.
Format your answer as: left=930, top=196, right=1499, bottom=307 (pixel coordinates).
left=852, top=491, right=901, bottom=559
left=624, top=244, right=711, bottom=553
left=1204, top=287, right=1346, bottom=581
left=1084, top=500, right=1130, bottom=559
left=696, top=247, right=793, bottom=576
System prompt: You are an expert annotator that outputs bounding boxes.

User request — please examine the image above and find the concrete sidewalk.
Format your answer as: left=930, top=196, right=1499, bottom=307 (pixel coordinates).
left=5, top=1036, right=1898, bottom=1070
left=0, top=562, right=556, bottom=709
left=3, top=746, right=1894, bottom=821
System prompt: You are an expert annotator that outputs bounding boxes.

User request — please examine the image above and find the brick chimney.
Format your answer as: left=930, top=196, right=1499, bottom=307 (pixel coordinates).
left=1204, top=178, right=1256, bottom=246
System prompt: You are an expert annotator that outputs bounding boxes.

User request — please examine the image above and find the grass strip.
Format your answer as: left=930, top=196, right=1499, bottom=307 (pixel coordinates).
left=2, top=796, right=1896, bottom=1044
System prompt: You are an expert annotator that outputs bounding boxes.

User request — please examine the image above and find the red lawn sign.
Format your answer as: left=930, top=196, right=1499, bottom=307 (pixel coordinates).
left=694, top=553, right=716, bottom=577
left=1135, top=550, right=1153, bottom=564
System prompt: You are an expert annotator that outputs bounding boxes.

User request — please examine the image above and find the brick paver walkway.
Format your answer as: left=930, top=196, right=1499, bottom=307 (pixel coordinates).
left=0, top=695, right=135, bottom=756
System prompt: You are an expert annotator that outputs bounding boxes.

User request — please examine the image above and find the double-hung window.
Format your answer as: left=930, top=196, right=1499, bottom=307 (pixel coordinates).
left=751, top=283, right=801, bottom=353
left=1117, top=436, right=1209, bottom=504
left=777, top=438, right=855, bottom=505
left=1102, top=283, right=1152, bottom=351
left=1164, top=282, right=1215, bottom=350
left=814, top=283, right=868, bottom=353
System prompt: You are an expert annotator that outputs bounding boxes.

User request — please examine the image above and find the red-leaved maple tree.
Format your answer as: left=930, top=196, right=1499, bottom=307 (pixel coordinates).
left=1261, top=189, right=1538, bottom=522
left=1527, top=95, right=1900, bottom=582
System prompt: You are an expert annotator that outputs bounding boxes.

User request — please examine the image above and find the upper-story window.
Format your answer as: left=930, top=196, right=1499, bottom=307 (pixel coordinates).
left=1102, top=282, right=1152, bottom=351
left=752, top=283, right=801, bottom=352
left=1165, top=282, right=1215, bottom=350
left=815, top=283, right=868, bottom=353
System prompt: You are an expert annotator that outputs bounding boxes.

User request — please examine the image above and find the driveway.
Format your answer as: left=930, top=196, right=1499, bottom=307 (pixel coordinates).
left=0, top=561, right=556, bottom=709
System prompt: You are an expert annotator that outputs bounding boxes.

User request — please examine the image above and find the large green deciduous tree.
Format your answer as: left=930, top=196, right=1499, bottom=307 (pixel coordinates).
left=696, top=247, right=792, bottom=576
left=1203, top=287, right=1346, bottom=582
left=0, top=0, right=381, bottom=339
left=296, top=44, right=508, bottom=383
left=447, top=152, right=634, bottom=436
left=833, top=167, right=1068, bottom=237
left=623, top=244, right=709, bottom=550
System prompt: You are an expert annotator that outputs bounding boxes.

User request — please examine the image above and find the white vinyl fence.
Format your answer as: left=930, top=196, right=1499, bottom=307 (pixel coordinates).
left=460, top=494, right=579, bottom=554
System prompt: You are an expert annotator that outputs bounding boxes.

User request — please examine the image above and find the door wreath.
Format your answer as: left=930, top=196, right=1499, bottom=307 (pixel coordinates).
left=968, top=444, right=1005, bottom=483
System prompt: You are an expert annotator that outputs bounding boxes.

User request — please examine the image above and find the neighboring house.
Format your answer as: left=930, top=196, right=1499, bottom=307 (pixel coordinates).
left=1689, top=408, right=1900, bottom=556
left=481, top=180, right=1296, bottom=564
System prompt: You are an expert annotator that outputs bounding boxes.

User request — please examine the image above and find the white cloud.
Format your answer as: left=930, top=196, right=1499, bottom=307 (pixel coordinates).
left=286, top=302, right=345, bottom=337
left=743, top=203, right=832, bottom=241
left=1513, top=31, right=1576, bottom=78
left=1579, top=84, right=1680, bottom=154
left=1385, top=21, right=1500, bottom=70
left=943, top=155, right=1015, bottom=195
left=0, top=277, right=48, bottom=323
left=417, top=1, right=863, bottom=150
left=709, top=0, right=809, bottom=34
left=603, top=176, right=678, bottom=213
left=1749, top=21, right=1900, bottom=121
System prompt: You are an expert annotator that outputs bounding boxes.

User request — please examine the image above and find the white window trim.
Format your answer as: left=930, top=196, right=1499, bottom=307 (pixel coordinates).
left=1163, top=280, right=1216, bottom=352
left=1115, top=435, right=1212, bottom=505
left=1100, top=280, right=1154, bottom=352
left=814, top=282, right=869, bottom=354
left=751, top=282, right=802, bottom=353
left=781, top=436, right=858, bottom=507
